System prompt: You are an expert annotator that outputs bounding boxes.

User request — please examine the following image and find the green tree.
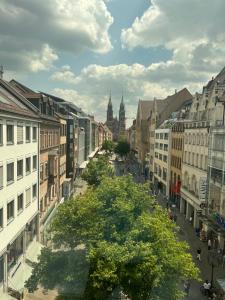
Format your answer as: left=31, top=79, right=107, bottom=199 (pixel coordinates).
left=101, top=140, right=114, bottom=154
left=26, top=176, right=199, bottom=299
left=115, top=140, right=130, bottom=158
left=81, top=157, right=114, bottom=186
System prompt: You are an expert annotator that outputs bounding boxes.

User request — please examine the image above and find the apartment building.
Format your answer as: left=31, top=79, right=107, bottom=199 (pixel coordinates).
left=58, top=114, right=67, bottom=202
left=10, top=81, right=61, bottom=243
left=154, top=127, right=171, bottom=196
left=180, top=121, right=209, bottom=228
left=170, top=121, right=185, bottom=209
left=0, top=79, right=39, bottom=293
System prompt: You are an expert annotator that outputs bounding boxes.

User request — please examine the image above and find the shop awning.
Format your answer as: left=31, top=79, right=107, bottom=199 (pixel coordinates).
left=79, top=161, right=88, bottom=169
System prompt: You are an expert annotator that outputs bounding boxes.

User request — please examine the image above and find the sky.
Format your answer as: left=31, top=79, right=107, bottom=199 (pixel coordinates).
left=1, top=0, right=225, bottom=126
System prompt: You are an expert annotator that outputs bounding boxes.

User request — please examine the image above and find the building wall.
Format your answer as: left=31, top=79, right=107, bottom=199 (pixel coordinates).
left=180, top=124, right=208, bottom=228
left=78, top=129, right=85, bottom=165
left=153, top=128, right=171, bottom=196
left=0, top=117, right=39, bottom=254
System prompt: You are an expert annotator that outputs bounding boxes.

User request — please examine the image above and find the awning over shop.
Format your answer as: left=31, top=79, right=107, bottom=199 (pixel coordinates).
left=79, top=161, right=88, bottom=169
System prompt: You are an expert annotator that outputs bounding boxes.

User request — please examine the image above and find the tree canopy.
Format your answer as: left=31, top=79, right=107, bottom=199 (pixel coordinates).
left=81, top=156, right=114, bottom=186
left=26, top=176, right=199, bottom=299
left=101, top=140, right=114, bottom=153
left=114, top=140, right=130, bottom=157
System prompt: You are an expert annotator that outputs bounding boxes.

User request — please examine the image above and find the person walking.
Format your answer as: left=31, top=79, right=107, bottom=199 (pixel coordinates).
left=208, top=239, right=212, bottom=251
left=203, top=280, right=211, bottom=297
left=184, top=281, right=191, bottom=296
left=197, top=247, right=201, bottom=261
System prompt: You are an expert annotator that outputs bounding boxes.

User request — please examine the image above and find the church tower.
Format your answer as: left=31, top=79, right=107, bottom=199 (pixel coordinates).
left=119, top=95, right=126, bottom=139
left=107, top=92, right=113, bottom=122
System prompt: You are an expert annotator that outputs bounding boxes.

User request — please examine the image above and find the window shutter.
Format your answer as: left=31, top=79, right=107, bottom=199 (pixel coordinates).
left=26, top=188, right=31, bottom=206
left=17, top=125, right=23, bottom=143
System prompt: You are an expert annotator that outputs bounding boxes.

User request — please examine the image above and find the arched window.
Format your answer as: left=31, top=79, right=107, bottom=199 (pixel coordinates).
left=192, top=153, right=195, bottom=166
left=196, top=154, right=199, bottom=168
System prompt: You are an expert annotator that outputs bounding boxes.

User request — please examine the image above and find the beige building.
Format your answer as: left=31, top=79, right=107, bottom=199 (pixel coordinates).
left=58, top=115, right=67, bottom=202
left=181, top=122, right=209, bottom=228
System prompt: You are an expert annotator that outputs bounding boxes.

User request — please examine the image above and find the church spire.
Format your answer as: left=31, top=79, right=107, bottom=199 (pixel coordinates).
left=107, top=90, right=113, bottom=121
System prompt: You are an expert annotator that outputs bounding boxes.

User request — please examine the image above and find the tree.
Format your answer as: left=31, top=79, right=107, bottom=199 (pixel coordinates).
left=101, top=140, right=114, bottom=154
left=115, top=140, right=130, bottom=158
left=81, top=156, right=114, bottom=186
left=26, top=176, right=199, bottom=299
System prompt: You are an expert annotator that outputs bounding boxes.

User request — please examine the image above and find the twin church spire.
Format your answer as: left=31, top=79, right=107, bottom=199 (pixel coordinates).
left=106, top=92, right=126, bottom=141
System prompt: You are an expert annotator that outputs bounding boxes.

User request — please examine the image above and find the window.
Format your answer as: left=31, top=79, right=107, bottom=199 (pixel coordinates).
left=0, top=208, right=3, bottom=229
left=33, top=127, right=37, bottom=141
left=0, top=123, right=3, bottom=145
left=7, top=200, right=14, bottom=222
left=40, top=164, right=43, bottom=181
left=7, top=124, right=14, bottom=144
left=17, top=193, right=23, bottom=212
left=45, top=162, right=48, bottom=178
left=33, top=184, right=37, bottom=199
left=26, top=157, right=31, bottom=174
left=0, top=165, right=3, bottom=189
left=26, top=126, right=30, bottom=142
left=17, top=159, right=23, bottom=178
left=7, top=162, right=14, bottom=184
left=17, top=124, right=23, bottom=144
left=26, top=188, right=31, bottom=207
left=33, top=155, right=37, bottom=171
left=163, top=155, right=167, bottom=162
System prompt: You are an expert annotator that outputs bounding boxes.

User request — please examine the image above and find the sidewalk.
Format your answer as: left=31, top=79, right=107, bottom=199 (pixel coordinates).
left=157, top=193, right=225, bottom=299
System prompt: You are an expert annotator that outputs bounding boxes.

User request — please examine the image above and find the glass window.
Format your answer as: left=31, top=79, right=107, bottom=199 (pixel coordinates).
left=45, top=162, right=48, bottom=178
left=26, top=126, right=30, bottom=142
left=17, top=125, right=23, bottom=144
left=33, top=155, right=37, bottom=170
left=7, top=162, right=14, bottom=184
left=33, top=184, right=37, bottom=199
left=17, top=193, right=23, bottom=212
left=26, top=188, right=31, bottom=207
left=26, top=157, right=31, bottom=174
left=7, top=124, right=14, bottom=144
left=0, top=165, right=3, bottom=189
left=40, top=164, right=43, bottom=181
left=0, top=123, right=3, bottom=145
left=17, top=159, right=23, bottom=178
left=0, top=208, right=3, bottom=229
left=33, top=127, right=37, bottom=141
left=7, top=200, right=14, bottom=222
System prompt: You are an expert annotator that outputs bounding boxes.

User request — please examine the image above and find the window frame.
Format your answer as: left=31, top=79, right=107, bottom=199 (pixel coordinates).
left=7, top=162, right=14, bottom=185
left=6, top=123, right=14, bottom=145
left=17, top=193, right=24, bottom=214
left=7, top=200, right=14, bottom=223
left=26, top=157, right=31, bottom=175
left=17, top=159, right=23, bottom=179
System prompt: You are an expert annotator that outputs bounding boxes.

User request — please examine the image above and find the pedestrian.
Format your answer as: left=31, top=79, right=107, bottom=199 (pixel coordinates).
left=222, top=254, right=225, bottom=268
left=173, top=215, right=177, bottom=223
left=189, top=216, right=193, bottom=223
left=184, top=281, right=191, bottom=296
left=203, top=280, right=211, bottom=296
left=197, top=247, right=201, bottom=261
left=208, top=239, right=212, bottom=251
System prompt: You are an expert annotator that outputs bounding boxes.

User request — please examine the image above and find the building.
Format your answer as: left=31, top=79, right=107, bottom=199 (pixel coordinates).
left=0, top=79, right=40, bottom=294
left=135, top=100, right=154, bottom=166
left=154, top=126, right=171, bottom=196
left=103, top=124, right=113, bottom=141
left=149, top=89, right=192, bottom=183
left=10, top=80, right=61, bottom=243
left=126, top=120, right=136, bottom=151
left=181, top=121, right=209, bottom=228
left=105, top=94, right=126, bottom=141
left=170, top=121, right=185, bottom=209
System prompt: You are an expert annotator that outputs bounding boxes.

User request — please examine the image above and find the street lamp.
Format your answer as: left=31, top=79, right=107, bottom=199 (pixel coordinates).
left=207, top=249, right=221, bottom=287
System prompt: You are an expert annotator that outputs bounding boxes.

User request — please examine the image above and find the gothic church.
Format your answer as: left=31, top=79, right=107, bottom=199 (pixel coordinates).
left=105, top=94, right=126, bottom=141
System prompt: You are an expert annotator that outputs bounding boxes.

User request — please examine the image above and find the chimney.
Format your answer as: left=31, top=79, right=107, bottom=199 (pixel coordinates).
left=0, top=66, right=3, bottom=79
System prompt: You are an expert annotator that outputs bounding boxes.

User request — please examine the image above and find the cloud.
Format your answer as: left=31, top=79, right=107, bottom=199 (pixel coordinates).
left=0, top=0, right=113, bottom=72
left=121, top=0, right=225, bottom=88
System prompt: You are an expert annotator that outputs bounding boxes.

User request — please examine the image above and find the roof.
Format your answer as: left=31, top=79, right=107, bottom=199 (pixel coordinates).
left=205, top=66, right=225, bottom=90
left=0, top=79, right=39, bottom=119
left=138, top=100, right=154, bottom=120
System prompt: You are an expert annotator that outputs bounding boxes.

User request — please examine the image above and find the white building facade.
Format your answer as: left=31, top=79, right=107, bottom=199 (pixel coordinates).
left=153, top=128, right=171, bottom=196
left=0, top=80, right=39, bottom=295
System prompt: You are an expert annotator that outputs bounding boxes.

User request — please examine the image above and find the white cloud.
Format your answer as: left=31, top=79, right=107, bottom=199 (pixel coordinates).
left=0, top=0, right=113, bottom=72
left=121, top=0, right=225, bottom=89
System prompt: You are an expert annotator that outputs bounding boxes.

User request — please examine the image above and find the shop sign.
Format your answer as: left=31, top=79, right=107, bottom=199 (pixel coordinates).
left=199, top=177, right=207, bottom=201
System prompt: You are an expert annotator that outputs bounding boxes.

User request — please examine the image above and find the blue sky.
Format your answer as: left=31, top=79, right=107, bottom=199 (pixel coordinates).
left=1, top=0, right=225, bottom=125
